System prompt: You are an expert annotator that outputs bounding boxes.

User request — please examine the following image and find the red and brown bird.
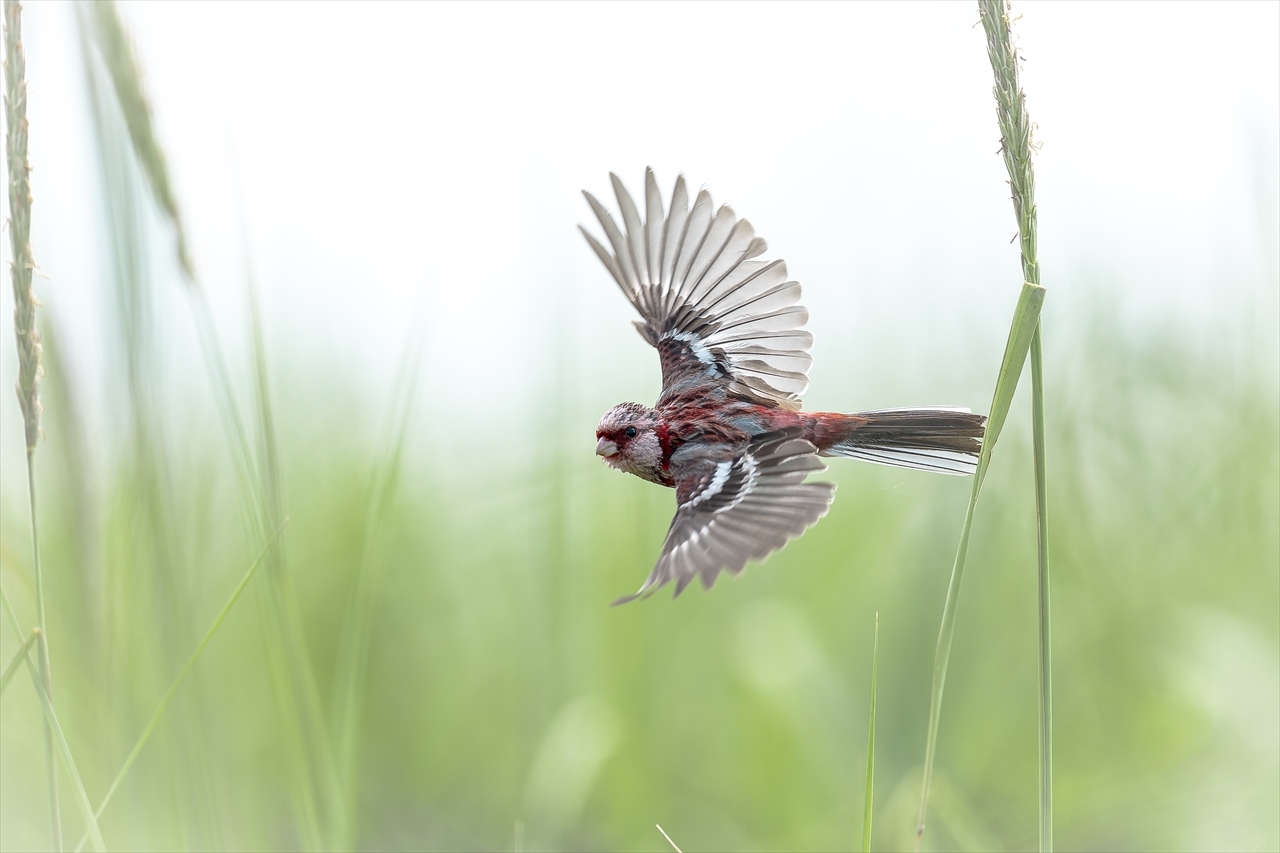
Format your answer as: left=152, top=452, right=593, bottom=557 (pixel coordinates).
left=583, top=169, right=986, bottom=604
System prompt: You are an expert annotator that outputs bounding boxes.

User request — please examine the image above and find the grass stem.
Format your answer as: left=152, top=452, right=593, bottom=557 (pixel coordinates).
left=915, top=281, right=1044, bottom=850
left=978, top=1, right=1052, bottom=848
left=332, top=329, right=425, bottom=845
left=28, top=630, right=106, bottom=853
left=247, top=284, right=347, bottom=849
left=916, top=3, right=1052, bottom=850
left=5, top=1, right=61, bottom=845
left=862, top=611, right=878, bottom=853
left=68, top=519, right=289, bottom=853
left=0, top=627, right=37, bottom=695
left=79, top=0, right=193, bottom=278
left=1, top=593, right=101, bottom=851
left=28, top=634, right=107, bottom=853
left=28, top=453, right=62, bottom=850
left=1031, top=328, right=1052, bottom=850
left=77, top=5, right=345, bottom=843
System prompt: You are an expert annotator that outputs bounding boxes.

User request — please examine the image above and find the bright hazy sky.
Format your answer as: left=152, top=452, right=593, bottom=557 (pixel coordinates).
left=5, top=1, right=1278, bottom=446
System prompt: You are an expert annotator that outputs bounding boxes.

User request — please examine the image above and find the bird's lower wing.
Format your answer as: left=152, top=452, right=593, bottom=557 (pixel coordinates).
left=612, top=428, right=835, bottom=605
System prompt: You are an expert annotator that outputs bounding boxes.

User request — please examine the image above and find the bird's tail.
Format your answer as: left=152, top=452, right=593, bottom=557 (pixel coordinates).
left=820, top=408, right=987, bottom=476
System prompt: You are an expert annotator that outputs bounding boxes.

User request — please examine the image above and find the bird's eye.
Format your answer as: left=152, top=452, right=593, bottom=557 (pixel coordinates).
left=624, top=427, right=638, bottom=438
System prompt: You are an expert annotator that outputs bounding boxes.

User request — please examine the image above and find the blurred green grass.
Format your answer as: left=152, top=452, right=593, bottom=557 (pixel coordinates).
left=2, top=4, right=1278, bottom=852
left=2, top=297, right=1275, bottom=851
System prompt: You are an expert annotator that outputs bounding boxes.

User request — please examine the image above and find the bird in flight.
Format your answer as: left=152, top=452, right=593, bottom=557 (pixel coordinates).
left=582, top=169, right=986, bottom=604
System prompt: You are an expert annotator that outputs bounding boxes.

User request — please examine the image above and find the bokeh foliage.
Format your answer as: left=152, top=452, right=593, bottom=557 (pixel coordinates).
left=1, top=4, right=1277, bottom=853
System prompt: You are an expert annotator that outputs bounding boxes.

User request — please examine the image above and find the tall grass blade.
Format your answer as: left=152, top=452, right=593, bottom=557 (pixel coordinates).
left=247, top=284, right=346, bottom=849
left=0, top=627, right=36, bottom=695
left=332, top=329, right=425, bottom=845
left=862, top=611, right=879, bottom=853
left=0, top=591, right=102, bottom=851
left=5, top=1, right=61, bottom=846
left=978, top=1, right=1052, bottom=849
left=1030, top=331, right=1051, bottom=849
left=76, top=7, right=231, bottom=842
left=917, top=3, right=1052, bottom=848
left=77, top=0, right=192, bottom=279
left=27, top=634, right=107, bottom=853
left=67, top=519, right=289, bottom=853
left=74, top=0, right=261, bottom=522
left=77, top=3, right=341, bottom=843
left=915, top=281, right=1044, bottom=850
left=656, top=824, right=683, bottom=853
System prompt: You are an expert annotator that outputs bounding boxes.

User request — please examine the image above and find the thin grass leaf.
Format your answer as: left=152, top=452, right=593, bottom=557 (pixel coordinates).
left=0, top=591, right=103, bottom=852
left=918, top=3, right=1052, bottom=848
left=74, top=0, right=263, bottom=541
left=332, top=327, right=426, bottom=845
left=862, top=611, right=878, bottom=853
left=77, top=5, right=341, bottom=843
left=246, top=283, right=347, bottom=849
left=0, top=627, right=36, bottom=695
left=1030, top=330, right=1052, bottom=850
left=29, top=638, right=107, bottom=853
left=979, top=1, right=1052, bottom=849
left=656, top=824, right=683, bottom=853
left=256, top=615, right=325, bottom=852
left=78, top=0, right=192, bottom=279
left=915, top=280, right=1044, bottom=850
left=67, top=519, right=288, bottom=853
left=5, top=2, right=61, bottom=846
left=74, top=8, right=233, bottom=839
left=976, top=283, right=1045, bottom=485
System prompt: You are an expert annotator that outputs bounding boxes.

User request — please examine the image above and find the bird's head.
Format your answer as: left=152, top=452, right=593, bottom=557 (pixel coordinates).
left=596, top=402, right=667, bottom=483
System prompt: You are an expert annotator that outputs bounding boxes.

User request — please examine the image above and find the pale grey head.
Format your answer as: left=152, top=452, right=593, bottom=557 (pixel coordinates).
left=594, top=402, right=668, bottom=485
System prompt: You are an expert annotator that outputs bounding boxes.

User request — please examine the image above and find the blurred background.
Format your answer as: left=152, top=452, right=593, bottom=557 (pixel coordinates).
left=1, top=1, right=1276, bottom=850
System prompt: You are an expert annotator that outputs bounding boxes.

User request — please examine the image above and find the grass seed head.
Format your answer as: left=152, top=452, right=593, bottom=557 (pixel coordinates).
left=5, top=0, right=41, bottom=451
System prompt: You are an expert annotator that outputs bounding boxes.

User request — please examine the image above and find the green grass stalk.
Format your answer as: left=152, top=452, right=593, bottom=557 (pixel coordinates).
left=915, top=281, right=1044, bottom=850
left=4, top=1, right=61, bottom=847
left=0, top=627, right=36, bottom=695
left=247, top=286, right=348, bottom=849
left=78, top=0, right=192, bottom=278
left=75, top=0, right=262, bottom=521
left=67, top=519, right=288, bottom=853
left=1, top=593, right=102, bottom=851
left=1030, top=332, right=1051, bottom=850
left=78, top=5, right=345, bottom=843
left=332, top=331, right=425, bottom=845
left=76, top=8, right=232, bottom=840
left=24, top=631, right=106, bottom=853
left=862, top=612, right=878, bottom=853
left=978, top=1, right=1052, bottom=848
left=916, top=3, right=1051, bottom=849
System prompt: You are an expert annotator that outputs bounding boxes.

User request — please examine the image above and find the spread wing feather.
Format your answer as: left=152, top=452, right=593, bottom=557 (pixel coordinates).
left=582, top=168, right=814, bottom=409
left=613, top=429, right=835, bottom=605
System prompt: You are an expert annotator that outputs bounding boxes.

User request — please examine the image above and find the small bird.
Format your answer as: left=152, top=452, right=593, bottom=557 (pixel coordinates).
left=583, top=169, right=986, bottom=604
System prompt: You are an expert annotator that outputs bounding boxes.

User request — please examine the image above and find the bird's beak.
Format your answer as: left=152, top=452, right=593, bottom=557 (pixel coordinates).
left=596, top=437, right=619, bottom=457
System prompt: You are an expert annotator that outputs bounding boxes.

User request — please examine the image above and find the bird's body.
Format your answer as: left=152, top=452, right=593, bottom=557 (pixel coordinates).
left=583, top=169, right=986, bottom=603
left=598, top=392, right=868, bottom=489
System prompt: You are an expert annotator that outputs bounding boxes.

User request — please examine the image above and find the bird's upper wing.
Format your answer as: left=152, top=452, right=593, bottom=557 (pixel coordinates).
left=581, top=168, right=813, bottom=410
left=613, top=428, right=835, bottom=605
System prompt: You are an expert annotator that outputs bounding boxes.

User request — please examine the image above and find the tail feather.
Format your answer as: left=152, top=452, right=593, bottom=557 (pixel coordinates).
left=822, top=407, right=986, bottom=476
